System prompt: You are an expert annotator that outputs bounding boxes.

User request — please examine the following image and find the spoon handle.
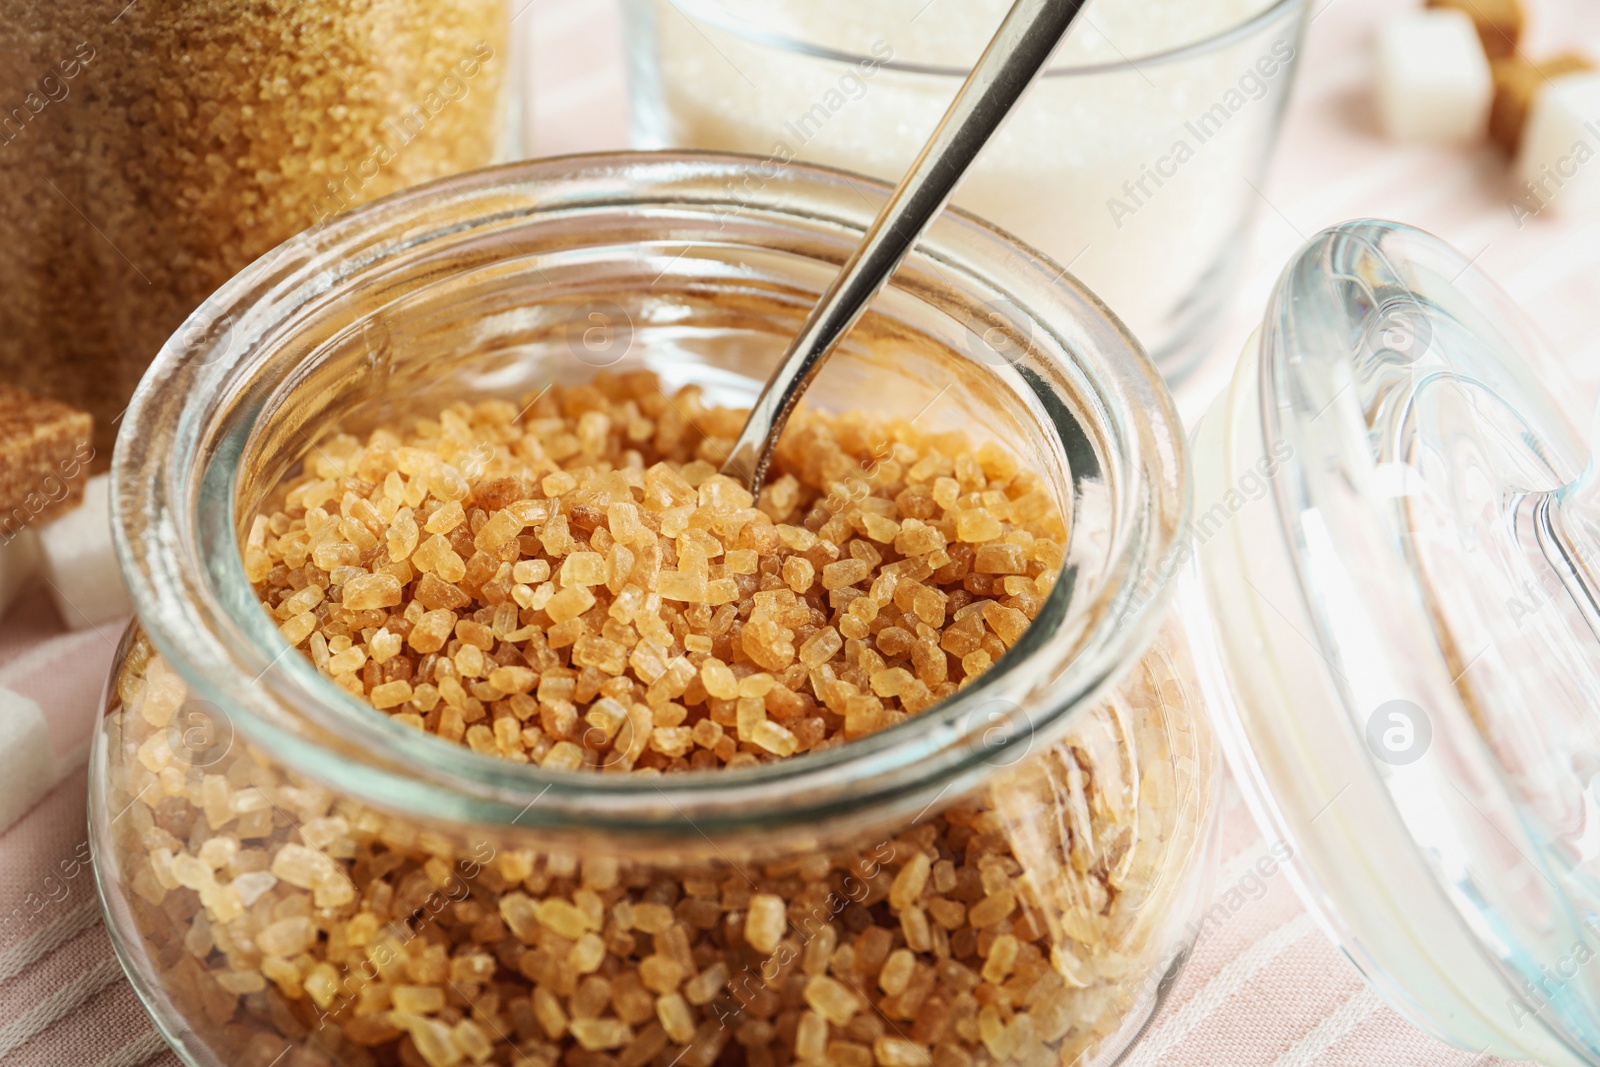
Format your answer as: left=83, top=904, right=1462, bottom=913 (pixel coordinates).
left=720, top=0, right=1091, bottom=491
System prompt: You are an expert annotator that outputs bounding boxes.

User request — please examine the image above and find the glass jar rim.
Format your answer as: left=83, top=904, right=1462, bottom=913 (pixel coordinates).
left=110, top=151, right=1187, bottom=844
left=660, top=0, right=1307, bottom=78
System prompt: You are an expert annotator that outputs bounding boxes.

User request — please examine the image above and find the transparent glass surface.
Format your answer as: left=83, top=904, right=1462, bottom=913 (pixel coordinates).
left=1191, top=220, right=1600, bottom=1067
left=0, top=0, right=517, bottom=462
left=621, top=0, right=1307, bottom=384
left=94, top=155, right=1219, bottom=1067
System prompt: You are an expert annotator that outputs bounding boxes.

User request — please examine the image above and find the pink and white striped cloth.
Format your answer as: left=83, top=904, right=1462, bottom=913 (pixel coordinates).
left=5, top=0, right=1597, bottom=1061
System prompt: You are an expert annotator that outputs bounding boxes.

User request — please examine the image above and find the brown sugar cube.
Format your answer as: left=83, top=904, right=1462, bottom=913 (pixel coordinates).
left=1489, top=53, right=1597, bottom=155
left=0, top=384, right=92, bottom=532
left=1428, top=0, right=1525, bottom=59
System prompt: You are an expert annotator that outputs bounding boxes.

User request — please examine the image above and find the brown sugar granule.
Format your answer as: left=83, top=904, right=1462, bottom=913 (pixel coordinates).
left=109, top=619, right=1211, bottom=1067
left=0, top=383, right=92, bottom=531
left=245, top=371, right=1067, bottom=771
left=1427, top=0, right=1525, bottom=60
left=1488, top=53, right=1596, bottom=155
left=0, top=0, right=508, bottom=461
left=100, top=372, right=1214, bottom=1067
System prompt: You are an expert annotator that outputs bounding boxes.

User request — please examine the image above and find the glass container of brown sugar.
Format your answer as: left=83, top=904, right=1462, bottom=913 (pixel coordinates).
left=0, top=0, right=517, bottom=462
left=92, top=153, right=1221, bottom=1067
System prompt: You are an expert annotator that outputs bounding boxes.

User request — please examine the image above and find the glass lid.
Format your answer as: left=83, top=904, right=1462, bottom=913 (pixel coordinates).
left=1187, top=219, right=1600, bottom=1066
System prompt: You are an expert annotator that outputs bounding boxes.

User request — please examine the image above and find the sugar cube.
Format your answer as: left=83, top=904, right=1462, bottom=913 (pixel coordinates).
left=38, top=472, right=132, bottom=630
left=0, top=384, right=92, bottom=537
left=1427, top=0, right=1524, bottom=60
left=1374, top=10, right=1493, bottom=144
left=0, top=685, right=58, bottom=833
left=1516, top=73, right=1600, bottom=218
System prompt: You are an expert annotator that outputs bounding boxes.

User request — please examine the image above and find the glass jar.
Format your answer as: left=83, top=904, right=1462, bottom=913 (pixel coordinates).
left=94, top=154, right=1220, bottom=1067
left=0, top=0, right=517, bottom=463
left=621, top=0, right=1307, bottom=385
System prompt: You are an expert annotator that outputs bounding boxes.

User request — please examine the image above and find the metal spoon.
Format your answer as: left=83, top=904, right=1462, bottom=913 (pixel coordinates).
left=720, top=0, right=1092, bottom=492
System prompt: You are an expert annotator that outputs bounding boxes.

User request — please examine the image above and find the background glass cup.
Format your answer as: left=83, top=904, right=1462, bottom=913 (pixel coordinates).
left=622, top=0, right=1309, bottom=385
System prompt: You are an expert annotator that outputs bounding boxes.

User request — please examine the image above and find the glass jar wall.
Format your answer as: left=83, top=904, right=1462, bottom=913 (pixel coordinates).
left=93, top=156, right=1219, bottom=1067
left=0, top=0, right=515, bottom=460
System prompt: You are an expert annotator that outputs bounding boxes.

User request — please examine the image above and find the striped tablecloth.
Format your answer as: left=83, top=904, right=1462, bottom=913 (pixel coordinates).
left=5, top=0, right=1597, bottom=1062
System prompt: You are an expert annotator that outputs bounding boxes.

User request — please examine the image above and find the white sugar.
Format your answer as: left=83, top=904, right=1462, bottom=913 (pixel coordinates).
left=38, top=473, right=132, bottom=630
left=640, top=0, right=1300, bottom=368
left=713, top=0, right=1278, bottom=68
left=1516, top=73, right=1600, bottom=217
left=0, top=685, right=58, bottom=832
left=1374, top=10, right=1492, bottom=143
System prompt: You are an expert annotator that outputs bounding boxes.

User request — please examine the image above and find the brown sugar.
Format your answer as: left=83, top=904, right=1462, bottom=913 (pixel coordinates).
left=0, top=0, right=509, bottom=462
left=1427, top=0, right=1525, bottom=60
left=110, top=621, right=1210, bottom=1067
left=101, top=373, right=1215, bottom=1067
left=0, top=383, right=92, bottom=534
left=1489, top=53, right=1596, bottom=156
left=244, top=372, right=1067, bottom=771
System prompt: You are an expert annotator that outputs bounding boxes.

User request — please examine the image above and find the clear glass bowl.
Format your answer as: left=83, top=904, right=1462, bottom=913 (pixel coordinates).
left=0, top=0, right=518, bottom=463
left=621, top=0, right=1308, bottom=385
left=93, top=154, right=1219, bottom=1067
